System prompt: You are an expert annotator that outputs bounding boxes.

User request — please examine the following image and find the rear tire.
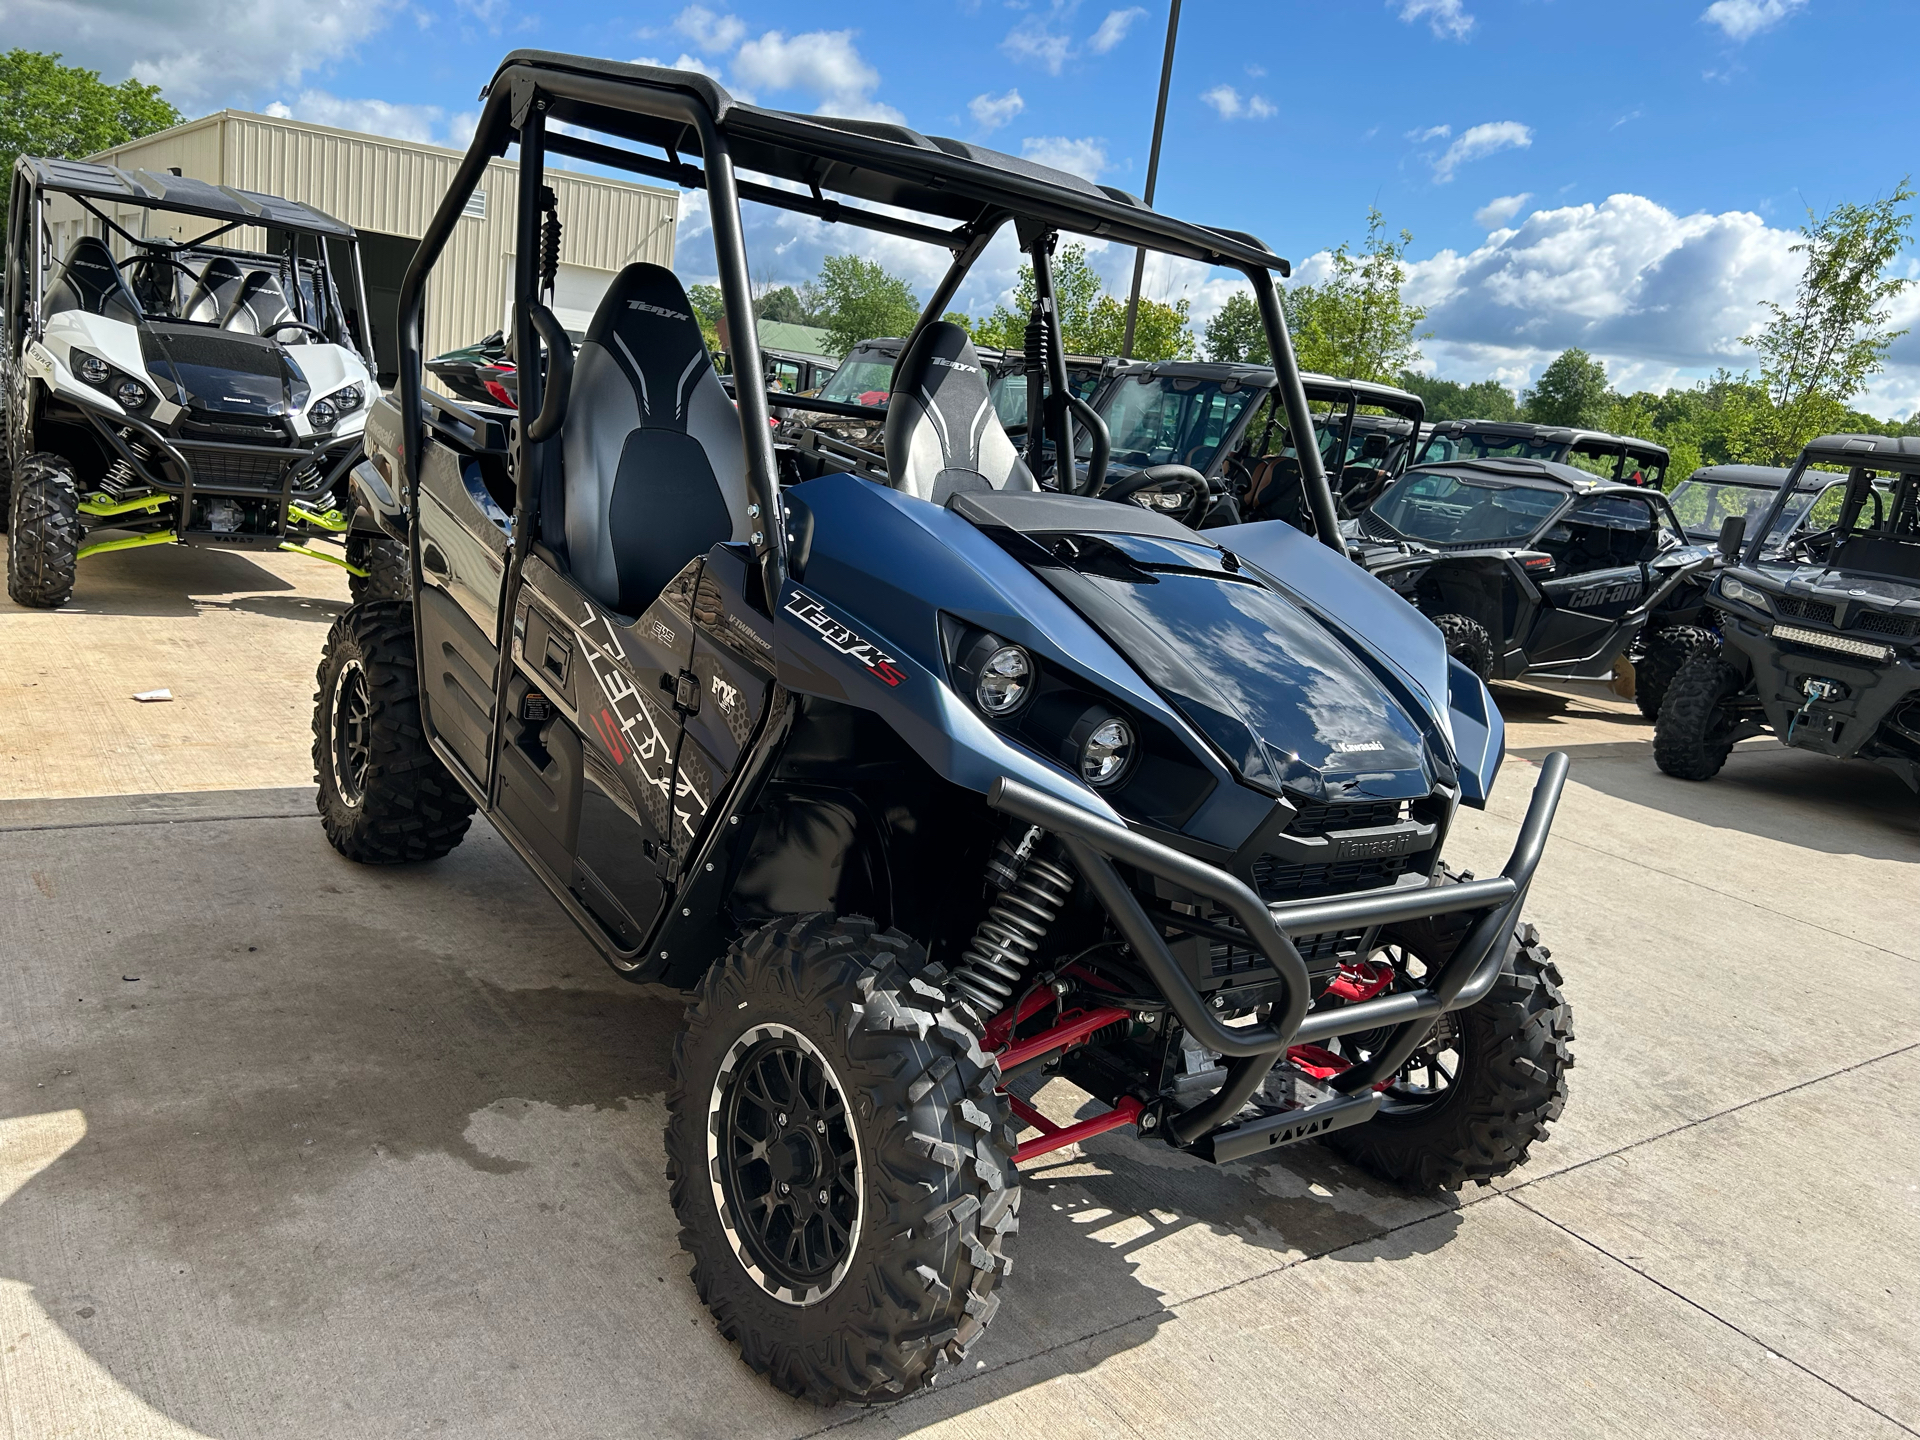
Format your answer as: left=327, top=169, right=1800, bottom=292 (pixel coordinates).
left=1654, top=650, right=1748, bottom=781
left=1430, top=612, right=1494, bottom=682
left=1633, top=624, right=1718, bottom=721
left=666, top=914, right=1019, bottom=1405
left=312, top=600, right=475, bottom=863
left=6, top=453, right=82, bottom=609
left=1326, top=921, right=1572, bottom=1192
left=346, top=533, right=412, bottom=604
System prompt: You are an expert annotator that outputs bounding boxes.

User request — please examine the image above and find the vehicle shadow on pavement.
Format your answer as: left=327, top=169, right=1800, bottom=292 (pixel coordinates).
left=0, top=810, right=1469, bottom=1437
left=0, top=542, right=301, bottom=619
left=1568, top=746, right=1919, bottom=860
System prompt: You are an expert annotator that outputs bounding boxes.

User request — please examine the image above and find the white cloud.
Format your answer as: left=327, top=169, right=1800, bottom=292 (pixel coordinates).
left=1089, top=7, right=1147, bottom=53
left=633, top=53, right=726, bottom=81
left=1201, top=85, right=1276, bottom=121
left=732, top=29, right=891, bottom=117
left=969, top=89, right=1025, bottom=132
left=1433, top=120, right=1532, bottom=182
left=0, top=0, right=395, bottom=108
left=1473, top=193, right=1532, bottom=229
left=1701, top=0, right=1807, bottom=41
left=674, top=4, right=746, bottom=52
left=1407, top=124, right=1452, bottom=142
left=263, top=89, right=447, bottom=146
left=1002, top=19, right=1073, bottom=75
left=1020, top=136, right=1108, bottom=182
left=1396, top=0, right=1475, bottom=41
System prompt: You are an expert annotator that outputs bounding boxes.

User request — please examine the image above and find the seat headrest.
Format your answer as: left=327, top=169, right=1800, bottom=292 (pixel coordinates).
left=883, top=321, right=1007, bottom=501
left=57, top=237, right=136, bottom=318
left=1358, top=432, right=1393, bottom=460
left=582, top=263, right=712, bottom=432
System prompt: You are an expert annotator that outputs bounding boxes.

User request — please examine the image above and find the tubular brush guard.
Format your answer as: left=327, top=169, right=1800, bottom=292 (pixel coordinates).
left=986, top=751, right=1569, bottom=1163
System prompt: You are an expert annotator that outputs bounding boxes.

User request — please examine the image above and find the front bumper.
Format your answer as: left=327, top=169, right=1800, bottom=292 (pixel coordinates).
left=988, top=752, right=1569, bottom=1160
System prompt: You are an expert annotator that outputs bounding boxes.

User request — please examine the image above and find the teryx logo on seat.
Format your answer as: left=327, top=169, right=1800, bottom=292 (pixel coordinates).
left=784, top=591, right=906, bottom=687
left=628, top=299, right=690, bottom=322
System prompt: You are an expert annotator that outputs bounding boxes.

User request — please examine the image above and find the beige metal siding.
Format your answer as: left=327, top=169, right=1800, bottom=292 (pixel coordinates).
left=90, top=111, right=676, bottom=357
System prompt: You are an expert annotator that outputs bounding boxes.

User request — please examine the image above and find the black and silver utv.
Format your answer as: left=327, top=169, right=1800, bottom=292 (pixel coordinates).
left=1418, top=419, right=1671, bottom=488
left=3, top=157, right=406, bottom=607
left=1657, top=434, right=1920, bottom=791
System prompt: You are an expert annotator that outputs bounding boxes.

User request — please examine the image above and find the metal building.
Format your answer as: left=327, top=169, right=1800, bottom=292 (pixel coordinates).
left=88, top=109, right=678, bottom=380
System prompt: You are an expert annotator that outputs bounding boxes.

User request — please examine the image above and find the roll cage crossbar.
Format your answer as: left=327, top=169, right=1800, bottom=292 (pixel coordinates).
left=392, top=51, right=1346, bottom=602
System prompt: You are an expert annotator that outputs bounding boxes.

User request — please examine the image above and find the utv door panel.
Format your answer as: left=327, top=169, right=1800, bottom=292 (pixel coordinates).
left=417, top=440, right=506, bottom=632
left=418, top=583, right=497, bottom=780
left=572, top=768, right=664, bottom=948
left=495, top=673, right=583, bottom=879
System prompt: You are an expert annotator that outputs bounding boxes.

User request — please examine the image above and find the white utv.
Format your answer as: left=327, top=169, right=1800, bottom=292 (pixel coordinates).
left=2, top=157, right=405, bottom=608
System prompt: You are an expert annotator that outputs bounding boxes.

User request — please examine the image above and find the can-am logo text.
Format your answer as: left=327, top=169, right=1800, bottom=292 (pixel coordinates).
left=784, top=591, right=905, bottom=687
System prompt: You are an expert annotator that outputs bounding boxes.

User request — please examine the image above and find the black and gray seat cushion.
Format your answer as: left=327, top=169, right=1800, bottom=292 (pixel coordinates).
left=562, top=263, right=749, bottom=615
left=184, top=256, right=247, bottom=327
left=882, top=322, right=1036, bottom=505
left=46, top=237, right=140, bottom=323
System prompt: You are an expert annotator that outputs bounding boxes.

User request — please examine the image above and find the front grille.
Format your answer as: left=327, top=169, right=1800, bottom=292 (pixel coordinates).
left=1253, top=853, right=1411, bottom=903
left=1855, top=609, right=1916, bottom=638
left=1774, top=594, right=1837, bottom=625
left=1211, top=927, right=1365, bottom=977
left=180, top=411, right=288, bottom=443
left=177, top=444, right=299, bottom=492
left=1286, top=798, right=1407, bottom=837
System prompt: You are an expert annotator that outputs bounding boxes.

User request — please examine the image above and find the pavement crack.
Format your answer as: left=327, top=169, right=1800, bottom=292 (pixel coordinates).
left=1503, top=1192, right=1920, bottom=1437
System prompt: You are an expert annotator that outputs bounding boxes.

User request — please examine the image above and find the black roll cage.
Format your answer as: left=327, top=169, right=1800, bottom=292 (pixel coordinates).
left=1740, top=437, right=1920, bottom=567
left=391, top=51, right=1343, bottom=606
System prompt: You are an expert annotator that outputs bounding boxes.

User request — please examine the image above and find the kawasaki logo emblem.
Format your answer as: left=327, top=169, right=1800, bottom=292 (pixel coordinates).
left=1332, top=740, right=1385, bottom=753
left=784, top=591, right=905, bottom=687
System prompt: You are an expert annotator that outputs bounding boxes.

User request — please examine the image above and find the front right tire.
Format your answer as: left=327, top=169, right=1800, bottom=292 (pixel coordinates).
left=346, top=533, right=412, bottom=604
left=6, top=452, right=82, bottom=608
left=312, top=600, right=475, bottom=862
left=1654, top=650, right=1750, bottom=781
left=666, top=915, right=1019, bottom=1405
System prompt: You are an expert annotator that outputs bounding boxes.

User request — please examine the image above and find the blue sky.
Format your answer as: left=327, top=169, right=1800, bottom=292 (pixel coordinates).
left=17, top=0, right=1919, bottom=414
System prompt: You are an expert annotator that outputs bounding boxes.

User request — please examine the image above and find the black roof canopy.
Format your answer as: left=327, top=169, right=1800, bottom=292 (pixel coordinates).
left=489, top=51, right=1291, bottom=272
left=16, top=156, right=356, bottom=239
left=1801, top=433, right=1920, bottom=473
left=1424, top=417, right=1669, bottom=460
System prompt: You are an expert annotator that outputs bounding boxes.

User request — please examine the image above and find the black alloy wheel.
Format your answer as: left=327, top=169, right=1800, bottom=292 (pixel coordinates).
left=711, top=1025, right=863, bottom=1303
left=329, top=657, right=372, bottom=809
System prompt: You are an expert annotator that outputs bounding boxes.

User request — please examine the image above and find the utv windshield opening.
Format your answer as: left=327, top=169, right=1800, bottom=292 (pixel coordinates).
left=1079, top=373, right=1261, bottom=473
left=1370, top=469, right=1565, bottom=546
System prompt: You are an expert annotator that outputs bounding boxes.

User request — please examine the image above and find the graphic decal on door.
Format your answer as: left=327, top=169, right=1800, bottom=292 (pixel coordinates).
left=575, top=602, right=711, bottom=843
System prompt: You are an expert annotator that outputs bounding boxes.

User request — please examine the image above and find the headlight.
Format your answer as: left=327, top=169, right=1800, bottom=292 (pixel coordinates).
left=76, top=353, right=110, bottom=385
left=114, top=379, right=148, bottom=411
left=309, top=398, right=338, bottom=430
left=332, top=385, right=363, bottom=413
left=975, top=644, right=1033, bottom=715
left=1720, top=576, right=1770, bottom=610
left=1078, top=716, right=1135, bottom=788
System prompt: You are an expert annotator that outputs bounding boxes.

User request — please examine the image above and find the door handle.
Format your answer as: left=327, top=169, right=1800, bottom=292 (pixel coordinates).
left=421, top=541, right=452, bottom=582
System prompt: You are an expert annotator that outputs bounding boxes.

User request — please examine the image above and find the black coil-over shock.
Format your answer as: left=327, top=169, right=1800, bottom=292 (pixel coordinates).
left=949, top=826, right=1075, bottom=1019
left=537, top=185, right=562, bottom=300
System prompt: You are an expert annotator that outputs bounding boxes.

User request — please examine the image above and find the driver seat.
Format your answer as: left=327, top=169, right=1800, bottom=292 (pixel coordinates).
left=562, top=263, right=749, bottom=615
left=883, top=322, right=1036, bottom=504
left=185, top=257, right=247, bottom=327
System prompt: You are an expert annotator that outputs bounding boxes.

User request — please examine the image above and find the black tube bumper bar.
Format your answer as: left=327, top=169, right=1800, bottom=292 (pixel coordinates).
left=986, top=752, right=1569, bottom=1152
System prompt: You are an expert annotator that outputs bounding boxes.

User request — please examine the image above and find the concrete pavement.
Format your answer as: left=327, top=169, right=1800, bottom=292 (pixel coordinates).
left=1, top=549, right=1915, bottom=1439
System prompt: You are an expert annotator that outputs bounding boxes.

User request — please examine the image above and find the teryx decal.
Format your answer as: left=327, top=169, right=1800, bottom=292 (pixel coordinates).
left=574, top=602, right=710, bottom=842
left=784, top=591, right=906, bottom=687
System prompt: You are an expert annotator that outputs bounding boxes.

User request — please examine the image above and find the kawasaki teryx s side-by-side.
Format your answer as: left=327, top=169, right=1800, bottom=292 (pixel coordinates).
left=1657, top=434, right=1920, bottom=791
left=314, top=53, right=1574, bottom=1405
left=1352, top=458, right=1718, bottom=713
left=3, top=158, right=406, bottom=608
left=1418, top=419, right=1671, bottom=488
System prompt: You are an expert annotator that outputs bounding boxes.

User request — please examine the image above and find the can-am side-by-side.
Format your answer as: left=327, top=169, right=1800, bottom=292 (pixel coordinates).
left=4, top=158, right=406, bottom=607
left=314, top=53, right=1575, bottom=1405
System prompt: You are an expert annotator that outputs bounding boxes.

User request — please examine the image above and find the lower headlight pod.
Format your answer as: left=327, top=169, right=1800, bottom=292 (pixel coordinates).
left=114, top=379, right=148, bottom=411
left=1075, top=712, right=1136, bottom=788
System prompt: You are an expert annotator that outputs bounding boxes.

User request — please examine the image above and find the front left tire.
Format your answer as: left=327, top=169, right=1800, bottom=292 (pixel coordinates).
left=666, top=914, right=1019, bottom=1405
left=346, top=533, right=412, bottom=604
left=7, top=452, right=82, bottom=609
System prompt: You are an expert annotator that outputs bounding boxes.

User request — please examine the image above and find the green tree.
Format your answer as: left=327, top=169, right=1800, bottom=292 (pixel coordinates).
left=941, top=310, right=974, bottom=334
left=687, top=282, right=725, bottom=353
left=0, top=50, right=181, bottom=230
left=1204, top=291, right=1267, bottom=364
left=1284, top=208, right=1429, bottom=383
left=813, top=253, right=920, bottom=357
left=1523, top=348, right=1612, bottom=428
left=1729, top=179, right=1916, bottom=463
left=754, top=285, right=815, bottom=326
left=970, top=244, right=1194, bottom=360
left=1397, top=372, right=1519, bottom=423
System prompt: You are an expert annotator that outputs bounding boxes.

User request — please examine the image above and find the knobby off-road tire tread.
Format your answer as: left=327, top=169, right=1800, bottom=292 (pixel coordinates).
left=1327, top=924, right=1574, bottom=1193
left=347, top=533, right=412, bottom=604
left=666, top=914, right=1020, bottom=1406
left=7, top=453, right=82, bottom=608
left=1654, top=649, right=1747, bottom=781
left=312, top=600, right=475, bottom=863
left=1633, top=624, right=1719, bottom=721
left=1430, top=612, right=1494, bottom=682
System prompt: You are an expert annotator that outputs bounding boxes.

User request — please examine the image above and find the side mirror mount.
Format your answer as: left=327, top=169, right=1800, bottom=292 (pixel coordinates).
left=1717, top=514, right=1746, bottom=561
